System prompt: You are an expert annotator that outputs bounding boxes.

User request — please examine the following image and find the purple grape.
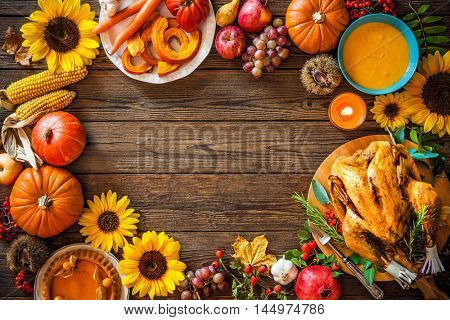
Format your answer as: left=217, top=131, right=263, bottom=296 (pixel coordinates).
left=211, top=284, right=218, bottom=292
left=255, top=49, right=266, bottom=60
left=241, top=53, right=251, bottom=62
left=192, top=277, right=203, bottom=288
left=247, top=45, right=257, bottom=57
left=200, top=267, right=211, bottom=280
left=218, top=281, right=229, bottom=293
left=264, top=25, right=275, bottom=33
left=213, top=272, right=225, bottom=284
left=181, top=290, right=193, bottom=300
left=276, top=36, right=288, bottom=47
left=266, top=49, right=277, bottom=58
left=203, top=286, right=211, bottom=298
left=259, top=33, right=269, bottom=43
left=208, top=265, right=217, bottom=275
left=277, top=26, right=288, bottom=36
left=271, top=56, right=282, bottom=67
left=267, top=40, right=276, bottom=49
left=195, top=269, right=202, bottom=279
left=278, top=47, right=290, bottom=60
left=243, top=61, right=254, bottom=72
left=268, top=29, right=279, bottom=40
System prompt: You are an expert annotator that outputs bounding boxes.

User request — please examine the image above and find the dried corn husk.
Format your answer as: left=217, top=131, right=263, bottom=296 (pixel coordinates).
left=1, top=112, right=44, bottom=169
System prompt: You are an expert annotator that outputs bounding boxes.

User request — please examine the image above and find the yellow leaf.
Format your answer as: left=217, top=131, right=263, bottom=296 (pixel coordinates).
left=232, top=235, right=277, bottom=273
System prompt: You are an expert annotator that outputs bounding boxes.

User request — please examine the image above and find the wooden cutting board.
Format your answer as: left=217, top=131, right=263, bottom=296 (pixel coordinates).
left=307, top=135, right=450, bottom=283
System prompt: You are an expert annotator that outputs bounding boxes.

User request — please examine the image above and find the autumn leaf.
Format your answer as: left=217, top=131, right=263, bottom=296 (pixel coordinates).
left=232, top=235, right=277, bottom=273
left=1, top=27, right=32, bottom=66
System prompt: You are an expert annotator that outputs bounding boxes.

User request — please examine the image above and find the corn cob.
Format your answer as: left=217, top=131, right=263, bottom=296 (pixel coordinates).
left=0, top=66, right=87, bottom=108
left=15, top=90, right=76, bottom=124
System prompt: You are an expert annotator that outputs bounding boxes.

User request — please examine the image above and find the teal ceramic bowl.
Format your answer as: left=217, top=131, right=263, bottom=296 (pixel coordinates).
left=337, top=14, right=419, bottom=95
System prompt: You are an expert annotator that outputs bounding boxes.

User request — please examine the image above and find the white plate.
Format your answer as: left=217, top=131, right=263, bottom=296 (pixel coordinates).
left=34, top=243, right=129, bottom=300
left=99, top=0, right=216, bottom=84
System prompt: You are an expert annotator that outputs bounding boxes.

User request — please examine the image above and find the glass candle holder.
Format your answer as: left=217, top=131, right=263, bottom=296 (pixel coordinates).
left=328, top=92, right=367, bottom=131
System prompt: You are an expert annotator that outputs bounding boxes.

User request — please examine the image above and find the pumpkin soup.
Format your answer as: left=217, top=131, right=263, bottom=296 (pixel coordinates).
left=343, top=22, right=409, bottom=90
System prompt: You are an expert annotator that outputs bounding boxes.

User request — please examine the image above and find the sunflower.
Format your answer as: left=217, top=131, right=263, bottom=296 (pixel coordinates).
left=118, top=231, right=186, bottom=299
left=370, top=92, right=412, bottom=131
left=21, top=0, right=99, bottom=73
left=79, top=190, right=140, bottom=253
left=403, top=51, right=450, bottom=137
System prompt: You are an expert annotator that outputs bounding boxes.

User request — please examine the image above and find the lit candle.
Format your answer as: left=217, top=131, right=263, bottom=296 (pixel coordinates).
left=328, top=93, right=367, bottom=131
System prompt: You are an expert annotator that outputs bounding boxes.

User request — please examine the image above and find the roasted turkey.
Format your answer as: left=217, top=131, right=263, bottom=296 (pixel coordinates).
left=328, top=141, right=443, bottom=280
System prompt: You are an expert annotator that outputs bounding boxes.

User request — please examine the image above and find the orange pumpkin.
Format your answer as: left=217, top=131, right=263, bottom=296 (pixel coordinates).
left=286, top=0, right=350, bottom=54
left=10, top=165, right=84, bottom=238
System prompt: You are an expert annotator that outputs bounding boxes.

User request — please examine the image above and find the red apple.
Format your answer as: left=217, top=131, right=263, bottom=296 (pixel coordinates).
left=238, top=0, right=272, bottom=33
left=295, top=265, right=342, bottom=300
left=0, top=153, right=23, bottom=186
left=215, top=26, right=246, bottom=60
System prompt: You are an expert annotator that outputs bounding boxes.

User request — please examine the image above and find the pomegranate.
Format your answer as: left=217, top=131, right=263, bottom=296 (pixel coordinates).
left=294, top=265, right=342, bottom=300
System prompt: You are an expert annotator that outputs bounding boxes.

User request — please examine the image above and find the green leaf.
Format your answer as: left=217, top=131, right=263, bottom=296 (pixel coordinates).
left=387, top=127, right=404, bottom=144
left=326, top=255, right=335, bottom=263
left=348, top=254, right=361, bottom=265
left=411, top=150, right=440, bottom=160
left=413, top=29, right=422, bottom=37
left=422, top=16, right=443, bottom=23
left=291, top=258, right=306, bottom=267
left=410, top=129, right=419, bottom=145
left=417, top=4, right=430, bottom=14
left=284, top=249, right=301, bottom=260
left=407, top=20, right=420, bottom=29
left=332, top=271, right=342, bottom=278
left=417, top=38, right=425, bottom=46
left=363, top=260, right=373, bottom=271
left=297, top=230, right=311, bottom=243
left=316, top=253, right=326, bottom=260
left=364, top=267, right=376, bottom=285
left=311, top=180, right=331, bottom=205
left=424, top=26, right=447, bottom=35
left=426, top=36, right=449, bottom=44
left=403, top=12, right=416, bottom=21
left=428, top=46, right=447, bottom=55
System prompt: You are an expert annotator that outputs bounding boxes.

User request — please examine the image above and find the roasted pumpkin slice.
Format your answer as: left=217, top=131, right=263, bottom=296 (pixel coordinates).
left=151, top=16, right=201, bottom=64
left=122, top=48, right=153, bottom=74
left=158, top=28, right=190, bottom=76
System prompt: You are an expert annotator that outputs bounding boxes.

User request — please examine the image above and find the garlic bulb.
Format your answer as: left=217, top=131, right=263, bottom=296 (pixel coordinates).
left=271, top=256, right=298, bottom=285
left=100, top=0, right=121, bottom=17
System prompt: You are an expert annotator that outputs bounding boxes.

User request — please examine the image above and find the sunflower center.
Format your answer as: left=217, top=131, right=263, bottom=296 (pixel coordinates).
left=423, top=73, right=450, bottom=116
left=139, top=251, right=167, bottom=280
left=97, top=211, right=119, bottom=232
left=384, top=103, right=399, bottom=118
left=44, top=17, right=80, bottom=53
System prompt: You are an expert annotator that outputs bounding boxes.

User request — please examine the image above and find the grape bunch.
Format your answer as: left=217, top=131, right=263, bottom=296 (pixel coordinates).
left=178, top=260, right=229, bottom=300
left=242, top=18, right=291, bottom=78
left=345, top=0, right=396, bottom=20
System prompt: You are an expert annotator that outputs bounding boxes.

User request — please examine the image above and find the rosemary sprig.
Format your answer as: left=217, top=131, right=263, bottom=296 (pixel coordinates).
left=404, top=205, right=427, bottom=262
left=291, top=193, right=345, bottom=245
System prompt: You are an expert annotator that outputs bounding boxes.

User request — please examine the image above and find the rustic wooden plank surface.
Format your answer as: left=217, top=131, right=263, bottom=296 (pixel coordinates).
left=0, top=0, right=449, bottom=300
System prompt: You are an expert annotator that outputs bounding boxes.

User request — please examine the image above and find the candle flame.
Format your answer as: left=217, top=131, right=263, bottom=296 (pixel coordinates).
left=340, top=106, right=354, bottom=117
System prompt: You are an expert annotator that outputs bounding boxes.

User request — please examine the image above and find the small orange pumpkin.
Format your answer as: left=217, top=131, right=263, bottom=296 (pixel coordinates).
left=10, top=165, right=84, bottom=238
left=286, top=0, right=350, bottom=54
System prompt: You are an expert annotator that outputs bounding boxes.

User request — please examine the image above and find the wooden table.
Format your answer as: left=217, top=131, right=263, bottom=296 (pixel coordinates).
left=0, top=0, right=449, bottom=300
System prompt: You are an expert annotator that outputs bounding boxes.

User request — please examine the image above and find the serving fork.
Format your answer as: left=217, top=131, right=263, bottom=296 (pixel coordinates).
left=310, top=228, right=385, bottom=300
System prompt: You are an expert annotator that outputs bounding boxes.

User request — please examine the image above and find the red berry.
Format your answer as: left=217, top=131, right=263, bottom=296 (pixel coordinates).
left=301, top=243, right=312, bottom=253
left=265, top=288, right=272, bottom=295
left=332, top=263, right=340, bottom=271
left=211, top=260, right=219, bottom=269
left=258, top=265, right=267, bottom=274
left=273, top=284, right=282, bottom=293
left=301, top=252, right=309, bottom=260
left=250, top=276, right=259, bottom=286
left=215, top=250, right=223, bottom=259
left=244, top=265, right=253, bottom=275
left=309, top=241, right=317, bottom=250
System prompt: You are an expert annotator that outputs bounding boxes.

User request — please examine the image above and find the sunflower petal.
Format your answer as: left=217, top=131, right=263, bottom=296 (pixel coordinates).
left=424, top=113, right=438, bottom=132
left=167, top=260, right=187, bottom=272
